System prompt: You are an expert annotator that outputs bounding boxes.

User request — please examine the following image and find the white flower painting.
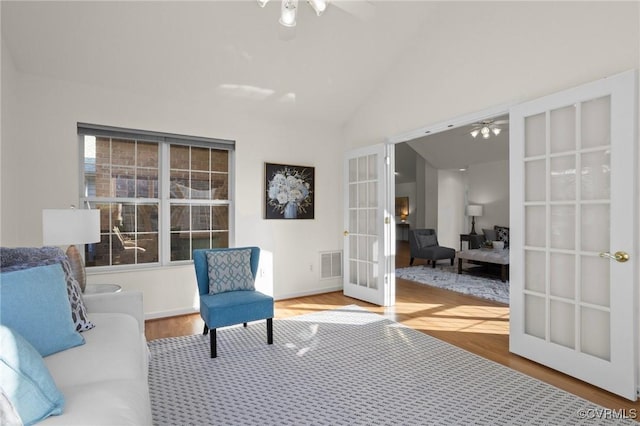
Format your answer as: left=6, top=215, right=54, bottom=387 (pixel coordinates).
left=265, top=163, right=314, bottom=219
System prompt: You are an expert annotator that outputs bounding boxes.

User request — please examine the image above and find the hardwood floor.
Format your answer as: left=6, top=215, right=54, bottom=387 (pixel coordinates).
left=145, top=242, right=640, bottom=418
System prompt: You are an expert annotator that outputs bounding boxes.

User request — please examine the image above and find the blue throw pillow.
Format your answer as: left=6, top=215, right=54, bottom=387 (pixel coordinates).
left=0, top=325, right=65, bottom=425
left=0, top=263, right=85, bottom=357
left=206, top=249, right=255, bottom=294
left=0, top=247, right=95, bottom=332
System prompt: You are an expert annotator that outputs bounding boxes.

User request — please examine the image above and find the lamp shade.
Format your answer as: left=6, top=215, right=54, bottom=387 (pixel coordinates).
left=466, top=205, right=483, bottom=217
left=42, top=209, right=100, bottom=246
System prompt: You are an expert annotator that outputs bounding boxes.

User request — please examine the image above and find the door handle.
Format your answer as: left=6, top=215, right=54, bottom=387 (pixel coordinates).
left=344, top=231, right=349, bottom=237
left=599, top=251, right=630, bottom=263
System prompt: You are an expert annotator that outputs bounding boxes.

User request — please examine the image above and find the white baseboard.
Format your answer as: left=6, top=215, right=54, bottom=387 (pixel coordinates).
left=144, top=285, right=344, bottom=320
left=145, top=307, right=198, bottom=320
left=275, top=285, right=343, bottom=300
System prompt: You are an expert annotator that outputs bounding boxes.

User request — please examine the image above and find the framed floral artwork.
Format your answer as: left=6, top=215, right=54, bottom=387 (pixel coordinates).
left=264, top=163, right=315, bottom=219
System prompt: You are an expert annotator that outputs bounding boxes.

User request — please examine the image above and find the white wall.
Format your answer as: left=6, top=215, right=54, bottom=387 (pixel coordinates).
left=424, top=161, right=438, bottom=229
left=1, top=62, right=345, bottom=318
left=436, top=169, right=466, bottom=250
left=467, top=160, right=509, bottom=233
left=345, top=2, right=639, bottom=148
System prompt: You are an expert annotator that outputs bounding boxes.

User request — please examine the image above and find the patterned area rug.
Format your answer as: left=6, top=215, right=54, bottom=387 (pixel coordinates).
left=396, top=264, right=509, bottom=304
left=148, top=306, right=632, bottom=425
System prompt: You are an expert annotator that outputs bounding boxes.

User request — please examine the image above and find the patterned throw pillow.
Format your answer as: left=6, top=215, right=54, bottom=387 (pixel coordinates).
left=494, top=226, right=510, bottom=248
left=206, top=249, right=255, bottom=295
left=0, top=247, right=95, bottom=332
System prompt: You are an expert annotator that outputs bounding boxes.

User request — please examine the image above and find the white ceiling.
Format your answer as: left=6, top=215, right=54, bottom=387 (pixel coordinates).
left=395, top=114, right=509, bottom=182
left=1, top=0, right=435, bottom=126
left=407, top=114, right=510, bottom=170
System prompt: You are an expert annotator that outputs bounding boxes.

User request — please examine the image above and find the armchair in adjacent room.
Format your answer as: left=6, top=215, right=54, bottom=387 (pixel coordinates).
left=408, top=229, right=456, bottom=268
left=193, top=247, right=274, bottom=358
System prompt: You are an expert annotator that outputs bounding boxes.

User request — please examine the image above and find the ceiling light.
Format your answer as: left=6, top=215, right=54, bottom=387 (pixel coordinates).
left=308, top=0, right=327, bottom=16
left=469, top=119, right=506, bottom=140
left=260, top=0, right=328, bottom=27
left=279, top=0, right=298, bottom=27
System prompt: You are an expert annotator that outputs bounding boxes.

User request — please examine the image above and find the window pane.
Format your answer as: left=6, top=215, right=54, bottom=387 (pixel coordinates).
left=192, top=206, right=211, bottom=231
left=136, top=168, right=158, bottom=198
left=191, top=172, right=211, bottom=199
left=170, top=205, right=190, bottom=232
left=137, top=142, right=158, bottom=168
left=85, top=201, right=159, bottom=267
left=191, top=147, right=209, bottom=171
left=212, top=173, right=228, bottom=200
left=112, top=138, right=135, bottom=166
left=112, top=166, right=136, bottom=198
left=170, top=170, right=190, bottom=199
left=211, top=150, right=228, bottom=173
left=170, top=145, right=189, bottom=169
left=212, top=206, right=229, bottom=230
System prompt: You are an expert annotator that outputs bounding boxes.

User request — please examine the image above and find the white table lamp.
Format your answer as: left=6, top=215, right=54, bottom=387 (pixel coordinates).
left=466, top=205, right=483, bottom=235
left=43, top=208, right=100, bottom=292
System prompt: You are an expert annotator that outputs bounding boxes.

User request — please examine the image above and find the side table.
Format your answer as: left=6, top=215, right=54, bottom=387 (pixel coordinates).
left=84, top=284, right=122, bottom=294
left=459, top=234, right=484, bottom=250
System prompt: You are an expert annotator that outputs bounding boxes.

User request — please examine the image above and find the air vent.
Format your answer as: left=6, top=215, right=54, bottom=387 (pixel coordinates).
left=320, top=251, right=342, bottom=280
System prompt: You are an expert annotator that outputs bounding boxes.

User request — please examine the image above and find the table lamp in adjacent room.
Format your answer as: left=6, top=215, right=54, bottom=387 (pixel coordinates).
left=42, top=208, right=100, bottom=292
left=466, top=204, right=483, bottom=235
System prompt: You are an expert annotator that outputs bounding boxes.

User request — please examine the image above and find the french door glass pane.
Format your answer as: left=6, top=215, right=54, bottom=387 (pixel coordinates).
left=524, top=294, right=546, bottom=339
left=550, top=106, right=576, bottom=154
left=550, top=155, right=576, bottom=201
left=525, top=113, right=546, bottom=157
left=550, top=300, right=575, bottom=349
left=550, top=253, right=574, bottom=299
left=525, top=160, right=546, bottom=202
left=581, top=255, right=610, bottom=307
left=581, top=307, right=610, bottom=361
left=581, top=150, right=610, bottom=200
left=581, top=96, right=611, bottom=149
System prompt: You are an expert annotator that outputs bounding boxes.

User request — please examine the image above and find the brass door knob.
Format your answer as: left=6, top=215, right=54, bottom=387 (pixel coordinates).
left=599, top=251, right=630, bottom=263
left=344, top=231, right=349, bottom=237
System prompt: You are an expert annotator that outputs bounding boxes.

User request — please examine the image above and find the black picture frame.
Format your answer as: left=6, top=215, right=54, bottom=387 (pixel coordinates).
left=264, top=162, right=315, bottom=219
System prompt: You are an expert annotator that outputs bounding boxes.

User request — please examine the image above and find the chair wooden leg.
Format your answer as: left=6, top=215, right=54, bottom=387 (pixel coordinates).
left=432, top=260, right=436, bottom=268
left=409, top=257, right=415, bottom=266
left=267, top=318, right=273, bottom=345
left=203, top=324, right=209, bottom=335
left=243, top=323, right=247, bottom=328
left=210, top=328, right=217, bottom=358
left=450, top=258, right=454, bottom=266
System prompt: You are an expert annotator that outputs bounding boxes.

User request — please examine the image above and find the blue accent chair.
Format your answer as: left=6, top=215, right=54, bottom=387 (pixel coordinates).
left=193, top=247, right=274, bottom=358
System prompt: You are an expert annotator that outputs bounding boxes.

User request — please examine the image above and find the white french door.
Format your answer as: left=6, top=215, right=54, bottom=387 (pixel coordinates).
left=343, top=144, right=395, bottom=306
left=509, top=70, right=638, bottom=400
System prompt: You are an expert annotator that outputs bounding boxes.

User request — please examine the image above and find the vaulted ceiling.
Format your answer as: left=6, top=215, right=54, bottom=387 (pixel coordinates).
left=1, top=1, right=435, bottom=126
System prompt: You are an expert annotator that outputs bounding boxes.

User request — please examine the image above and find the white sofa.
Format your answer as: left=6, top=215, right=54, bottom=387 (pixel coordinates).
left=40, top=291, right=152, bottom=425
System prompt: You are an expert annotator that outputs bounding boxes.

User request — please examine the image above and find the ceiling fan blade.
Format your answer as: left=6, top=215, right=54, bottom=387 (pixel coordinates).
left=331, top=0, right=376, bottom=21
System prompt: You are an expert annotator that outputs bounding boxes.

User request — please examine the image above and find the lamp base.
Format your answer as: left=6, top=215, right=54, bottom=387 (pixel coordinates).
left=66, top=245, right=87, bottom=293
left=470, top=217, right=478, bottom=235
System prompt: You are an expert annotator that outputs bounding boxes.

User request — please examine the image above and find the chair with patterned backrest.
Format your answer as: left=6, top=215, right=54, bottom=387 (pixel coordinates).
left=192, top=247, right=274, bottom=358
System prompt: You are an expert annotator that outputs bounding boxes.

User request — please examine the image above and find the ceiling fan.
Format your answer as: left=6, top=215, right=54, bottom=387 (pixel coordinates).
left=257, top=0, right=375, bottom=27
left=469, top=119, right=509, bottom=139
